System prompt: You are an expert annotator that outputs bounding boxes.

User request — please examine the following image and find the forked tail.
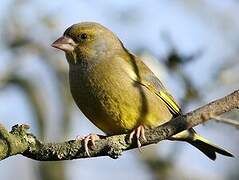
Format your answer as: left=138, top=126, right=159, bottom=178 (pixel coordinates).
left=171, top=129, right=234, bottom=160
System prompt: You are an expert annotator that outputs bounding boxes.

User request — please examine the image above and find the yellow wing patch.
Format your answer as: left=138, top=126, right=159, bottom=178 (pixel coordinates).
left=158, top=91, right=181, bottom=116
left=139, top=80, right=181, bottom=116
left=119, top=52, right=182, bottom=116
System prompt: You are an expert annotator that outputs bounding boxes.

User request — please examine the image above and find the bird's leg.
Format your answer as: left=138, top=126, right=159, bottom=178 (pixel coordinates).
left=76, top=134, right=101, bottom=157
left=129, top=125, right=147, bottom=151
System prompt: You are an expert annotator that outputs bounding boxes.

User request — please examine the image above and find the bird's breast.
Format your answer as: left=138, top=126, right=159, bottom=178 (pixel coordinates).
left=68, top=60, right=172, bottom=135
left=69, top=62, right=141, bottom=134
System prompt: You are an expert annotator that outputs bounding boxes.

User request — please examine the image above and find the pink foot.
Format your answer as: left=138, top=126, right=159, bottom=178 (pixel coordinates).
left=76, top=134, right=100, bottom=157
left=129, top=125, right=147, bottom=151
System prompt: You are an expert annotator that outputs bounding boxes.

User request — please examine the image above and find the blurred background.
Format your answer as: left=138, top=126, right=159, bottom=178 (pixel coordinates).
left=0, top=0, right=239, bottom=180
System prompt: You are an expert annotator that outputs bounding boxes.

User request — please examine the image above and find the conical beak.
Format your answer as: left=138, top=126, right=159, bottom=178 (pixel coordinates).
left=51, top=36, right=76, bottom=52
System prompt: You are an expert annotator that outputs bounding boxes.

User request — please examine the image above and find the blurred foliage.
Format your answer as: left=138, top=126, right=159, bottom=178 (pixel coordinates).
left=0, top=1, right=72, bottom=180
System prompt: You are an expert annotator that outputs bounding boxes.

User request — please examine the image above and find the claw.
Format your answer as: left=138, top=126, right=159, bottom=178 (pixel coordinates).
left=76, top=134, right=100, bottom=157
left=129, top=125, right=147, bottom=151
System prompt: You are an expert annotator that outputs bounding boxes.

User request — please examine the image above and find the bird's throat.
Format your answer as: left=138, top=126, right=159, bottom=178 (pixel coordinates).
left=65, top=52, right=77, bottom=64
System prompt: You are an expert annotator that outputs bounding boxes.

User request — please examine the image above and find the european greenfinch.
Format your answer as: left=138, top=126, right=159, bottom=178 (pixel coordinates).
left=52, top=22, right=233, bottom=160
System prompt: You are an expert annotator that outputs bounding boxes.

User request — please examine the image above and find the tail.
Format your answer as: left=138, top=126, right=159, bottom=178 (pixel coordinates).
left=171, top=129, right=234, bottom=160
left=188, top=133, right=234, bottom=160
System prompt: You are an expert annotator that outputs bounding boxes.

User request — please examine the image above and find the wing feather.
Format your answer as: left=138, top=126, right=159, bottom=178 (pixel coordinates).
left=121, top=49, right=181, bottom=116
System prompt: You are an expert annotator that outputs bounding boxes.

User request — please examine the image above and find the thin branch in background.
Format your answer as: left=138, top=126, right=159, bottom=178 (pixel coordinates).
left=211, top=115, right=239, bottom=129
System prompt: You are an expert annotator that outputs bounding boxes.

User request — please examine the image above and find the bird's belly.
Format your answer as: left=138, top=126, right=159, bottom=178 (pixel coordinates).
left=69, top=66, right=172, bottom=135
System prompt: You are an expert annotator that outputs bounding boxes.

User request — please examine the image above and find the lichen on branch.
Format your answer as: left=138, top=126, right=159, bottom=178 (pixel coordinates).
left=0, top=90, right=238, bottom=161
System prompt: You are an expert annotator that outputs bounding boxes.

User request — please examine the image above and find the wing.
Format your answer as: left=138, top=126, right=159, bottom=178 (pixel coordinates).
left=122, top=49, right=181, bottom=117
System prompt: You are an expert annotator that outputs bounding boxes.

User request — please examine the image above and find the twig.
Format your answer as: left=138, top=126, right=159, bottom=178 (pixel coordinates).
left=211, top=115, right=239, bottom=129
left=0, top=89, right=238, bottom=161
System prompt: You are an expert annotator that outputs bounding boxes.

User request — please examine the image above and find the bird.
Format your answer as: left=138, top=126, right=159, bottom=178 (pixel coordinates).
left=51, top=22, right=233, bottom=160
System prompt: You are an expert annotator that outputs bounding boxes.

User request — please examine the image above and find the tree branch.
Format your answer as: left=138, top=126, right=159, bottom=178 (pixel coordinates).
left=0, top=90, right=238, bottom=161
left=211, top=115, right=239, bottom=129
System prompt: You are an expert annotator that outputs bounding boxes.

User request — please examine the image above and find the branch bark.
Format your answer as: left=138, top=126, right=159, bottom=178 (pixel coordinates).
left=0, top=90, right=238, bottom=161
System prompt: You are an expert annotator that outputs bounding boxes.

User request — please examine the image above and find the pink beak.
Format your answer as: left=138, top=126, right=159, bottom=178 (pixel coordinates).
left=51, top=36, right=76, bottom=52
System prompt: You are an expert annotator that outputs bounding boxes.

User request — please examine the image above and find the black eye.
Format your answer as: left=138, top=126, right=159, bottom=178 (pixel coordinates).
left=79, top=33, right=88, bottom=40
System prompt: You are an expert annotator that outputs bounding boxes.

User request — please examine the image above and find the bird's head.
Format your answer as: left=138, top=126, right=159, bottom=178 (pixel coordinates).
left=51, top=22, right=123, bottom=65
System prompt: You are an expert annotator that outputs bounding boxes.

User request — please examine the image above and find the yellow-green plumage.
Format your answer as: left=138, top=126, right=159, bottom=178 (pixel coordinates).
left=52, top=22, right=233, bottom=160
